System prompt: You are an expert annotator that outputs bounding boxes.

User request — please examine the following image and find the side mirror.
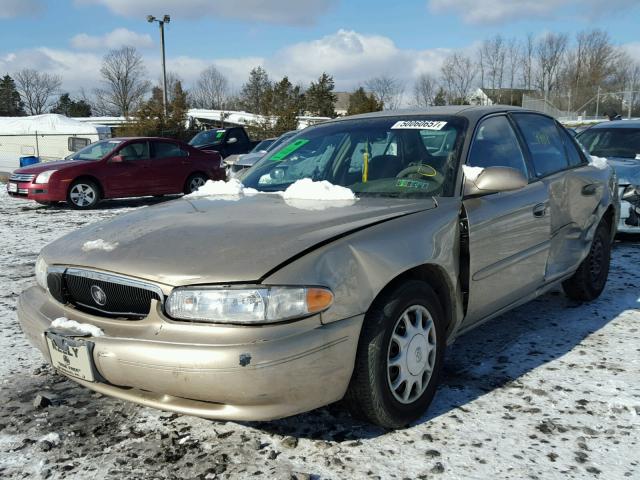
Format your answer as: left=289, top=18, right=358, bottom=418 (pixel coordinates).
left=111, top=155, right=124, bottom=163
left=463, top=166, right=528, bottom=197
left=622, top=185, right=640, bottom=203
left=227, top=137, right=238, bottom=145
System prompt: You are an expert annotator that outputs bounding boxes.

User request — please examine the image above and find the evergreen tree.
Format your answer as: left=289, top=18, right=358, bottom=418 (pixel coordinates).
left=238, top=66, right=271, bottom=114
left=433, top=87, right=447, bottom=106
left=347, top=87, right=383, bottom=115
left=51, top=93, right=92, bottom=117
left=0, top=74, right=25, bottom=116
left=272, top=76, right=304, bottom=135
left=305, top=73, right=337, bottom=117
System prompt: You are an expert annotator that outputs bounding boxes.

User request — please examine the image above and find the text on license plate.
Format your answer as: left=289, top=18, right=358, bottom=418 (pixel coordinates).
left=45, top=334, right=95, bottom=382
left=8, top=182, right=17, bottom=193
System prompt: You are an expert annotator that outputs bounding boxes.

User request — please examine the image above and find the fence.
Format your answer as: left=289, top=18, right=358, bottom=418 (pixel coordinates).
left=0, top=132, right=110, bottom=173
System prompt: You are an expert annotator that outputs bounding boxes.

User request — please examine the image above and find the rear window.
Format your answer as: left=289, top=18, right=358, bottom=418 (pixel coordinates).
left=577, top=128, right=640, bottom=159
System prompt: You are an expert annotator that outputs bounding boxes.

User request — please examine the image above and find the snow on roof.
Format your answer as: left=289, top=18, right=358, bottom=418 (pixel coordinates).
left=0, top=114, right=104, bottom=135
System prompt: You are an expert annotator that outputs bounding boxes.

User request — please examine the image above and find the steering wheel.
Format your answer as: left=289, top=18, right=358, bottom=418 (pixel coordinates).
left=395, top=164, right=443, bottom=184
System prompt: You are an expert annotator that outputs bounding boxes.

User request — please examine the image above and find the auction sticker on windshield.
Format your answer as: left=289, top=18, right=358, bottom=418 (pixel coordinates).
left=45, top=333, right=95, bottom=382
left=391, top=120, right=447, bottom=130
left=270, top=139, right=309, bottom=161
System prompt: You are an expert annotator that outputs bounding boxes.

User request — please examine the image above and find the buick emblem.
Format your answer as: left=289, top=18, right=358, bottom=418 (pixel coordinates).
left=90, top=285, right=107, bottom=306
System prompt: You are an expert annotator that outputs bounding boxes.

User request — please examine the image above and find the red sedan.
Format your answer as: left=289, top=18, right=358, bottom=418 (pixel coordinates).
left=7, top=137, right=224, bottom=209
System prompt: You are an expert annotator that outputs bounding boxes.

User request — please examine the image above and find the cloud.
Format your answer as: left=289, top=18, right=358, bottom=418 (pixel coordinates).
left=0, top=0, right=45, bottom=18
left=427, top=0, right=639, bottom=24
left=76, top=0, right=337, bottom=25
left=71, top=28, right=154, bottom=50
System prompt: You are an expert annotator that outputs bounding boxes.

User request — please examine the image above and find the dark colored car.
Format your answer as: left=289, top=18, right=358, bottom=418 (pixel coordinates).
left=7, top=137, right=224, bottom=209
left=231, top=130, right=298, bottom=178
left=189, top=126, right=259, bottom=158
left=576, top=120, right=640, bottom=232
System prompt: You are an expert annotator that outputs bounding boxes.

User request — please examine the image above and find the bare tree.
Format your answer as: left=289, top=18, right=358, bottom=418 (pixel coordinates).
left=441, top=53, right=478, bottom=104
left=535, top=33, right=569, bottom=98
left=413, top=73, right=438, bottom=107
left=479, top=35, right=506, bottom=91
left=190, top=65, right=229, bottom=110
left=523, top=33, right=535, bottom=90
left=14, top=69, right=61, bottom=115
left=364, top=76, right=404, bottom=110
left=505, top=38, right=522, bottom=104
left=94, top=46, right=150, bottom=117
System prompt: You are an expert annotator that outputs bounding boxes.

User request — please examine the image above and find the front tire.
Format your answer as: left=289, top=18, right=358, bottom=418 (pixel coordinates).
left=184, top=173, right=208, bottom=194
left=562, top=219, right=611, bottom=301
left=345, top=280, right=445, bottom=429
left=67, top=180, right=100, bottom=209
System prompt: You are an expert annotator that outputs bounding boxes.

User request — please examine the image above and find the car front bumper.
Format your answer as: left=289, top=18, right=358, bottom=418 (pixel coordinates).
left=7, top=179, right=68, bottom=202
left=618, top=197, right=640, bottom=233
left=18, top=286, right=363, bottom=421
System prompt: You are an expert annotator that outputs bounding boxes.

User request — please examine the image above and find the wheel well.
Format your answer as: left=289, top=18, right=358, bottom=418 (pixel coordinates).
left=184, top=171, right=208, bottom=188
left=372, top=264, right=456, bottom=335
left=69, top=176, right=103, bottom=198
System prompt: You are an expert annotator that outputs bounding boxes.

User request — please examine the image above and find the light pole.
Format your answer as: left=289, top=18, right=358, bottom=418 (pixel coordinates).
left=147, top=14, right=170, bottom=116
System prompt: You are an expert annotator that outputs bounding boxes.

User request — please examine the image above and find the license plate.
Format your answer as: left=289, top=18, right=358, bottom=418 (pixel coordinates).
left=45, top=333, right=95, bottom=382
left=8, top=182, right=17, bottom=193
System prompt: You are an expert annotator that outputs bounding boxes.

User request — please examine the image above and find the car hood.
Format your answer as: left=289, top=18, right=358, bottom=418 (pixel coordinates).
left=14, top=158, right=88, bottom=174
left=235, top=152, right=265, bottom=167
left=42, top=194, right=437, bottom=286
left=606, top=157, right=640, bottom=185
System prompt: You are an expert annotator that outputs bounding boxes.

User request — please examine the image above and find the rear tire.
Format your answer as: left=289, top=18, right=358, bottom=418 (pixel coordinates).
left=345, top=280, right=445, bottom=429
left=562, top=219, right=611, bottom=301
left=184, top=173, right=208, bottom=194
left=67, top=180, right=100, bottom=209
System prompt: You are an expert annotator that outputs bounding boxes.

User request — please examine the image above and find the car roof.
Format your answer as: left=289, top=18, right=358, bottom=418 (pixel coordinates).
left=330, top=105, right=545, bottom=124
left=108, top=137, right=185, bottom=142
left=586, top=120, right=640, bottom=129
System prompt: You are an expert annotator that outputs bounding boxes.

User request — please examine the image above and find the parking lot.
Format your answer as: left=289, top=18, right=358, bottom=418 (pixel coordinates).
left=0, top=186, right=638, bottom=479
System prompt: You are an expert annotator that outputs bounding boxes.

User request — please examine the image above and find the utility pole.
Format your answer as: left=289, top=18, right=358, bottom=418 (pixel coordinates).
left=595, top=86, right=601, bottom=119
left=147, top=14, right=171, bottom=116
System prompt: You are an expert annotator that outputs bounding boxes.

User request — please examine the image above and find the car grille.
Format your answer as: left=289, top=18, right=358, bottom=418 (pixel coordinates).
left=57, top=268, right=163, bottom=319
left=9, top=173, right=36, bottom=182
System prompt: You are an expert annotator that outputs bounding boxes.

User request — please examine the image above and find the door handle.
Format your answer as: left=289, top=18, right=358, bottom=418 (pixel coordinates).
left=582, top=184, right=597, bottom=196
left=533, top=203, right=547, bottom=218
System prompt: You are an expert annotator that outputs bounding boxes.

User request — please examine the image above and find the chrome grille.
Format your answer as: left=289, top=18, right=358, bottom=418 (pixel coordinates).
left=62, top=268, right=163, bottom=319
left=9, top=173, right=36, bottom=182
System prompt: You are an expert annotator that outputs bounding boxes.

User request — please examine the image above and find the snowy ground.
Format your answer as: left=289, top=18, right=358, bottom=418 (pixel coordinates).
left=0, top=186, right=639, bottom=480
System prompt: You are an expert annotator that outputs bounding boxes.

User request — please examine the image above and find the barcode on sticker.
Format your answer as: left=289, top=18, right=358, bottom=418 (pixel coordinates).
left=391, top=120, right=447, bottom=130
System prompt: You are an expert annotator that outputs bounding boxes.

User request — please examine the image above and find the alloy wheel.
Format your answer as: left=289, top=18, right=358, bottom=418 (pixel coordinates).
left=189, top=176, right=206, bottom=193
left=69, top=183, right=97, bottom=207
left=386, top=304, right=437, bottom=404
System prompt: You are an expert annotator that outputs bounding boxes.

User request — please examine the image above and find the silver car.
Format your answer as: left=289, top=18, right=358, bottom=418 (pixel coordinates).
left=18, top=107, right=617, bottom=428
left=576, top=121, right=640, bottom=233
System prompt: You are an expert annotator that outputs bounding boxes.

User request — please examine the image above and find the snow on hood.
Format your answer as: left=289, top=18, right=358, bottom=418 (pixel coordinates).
left=82, top=239, right=118, bottom=252
left=50, top=318, right=104, bottom=337
left=185, top=178, right=258, bottom=198
left=589, top=155, right=609, bottom=170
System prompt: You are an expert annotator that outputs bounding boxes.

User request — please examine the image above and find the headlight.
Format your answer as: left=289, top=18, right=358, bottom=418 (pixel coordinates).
left=35, top=255, right=48, bottom=290
left=35, top=170, right=57, bottom=184
left=165, top=286, right=334, bottom=324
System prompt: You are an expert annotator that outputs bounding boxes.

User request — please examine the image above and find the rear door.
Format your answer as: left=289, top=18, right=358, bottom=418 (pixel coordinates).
left=511, top=113, right=603, bottom=281
left=463, top=114, right=551, bottom=325
left=104, top=140, right=152, bottom=197
left=149, top=140, right=191, bottom=194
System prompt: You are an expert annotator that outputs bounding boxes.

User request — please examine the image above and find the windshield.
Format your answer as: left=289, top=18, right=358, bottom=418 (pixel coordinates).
left=189, top=129, right=225, bottom=147
left=577, top=127, right=640, bottom=159
left=251, top=139, right=275, bottom=153
left=67, top=139, right=123, bottom=161
left=242, top=116, right=466, bottom=198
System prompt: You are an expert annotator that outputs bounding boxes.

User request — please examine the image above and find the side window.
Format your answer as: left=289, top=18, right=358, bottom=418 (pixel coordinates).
left=118, top=141, right=149, bottom=161
left=153, top=141, right=187, bottom=159
left=512, top=114, right=569, bottom=177
left=558, top=126, right=585, bottom=167
left=468, top=115, right=529, bottom=178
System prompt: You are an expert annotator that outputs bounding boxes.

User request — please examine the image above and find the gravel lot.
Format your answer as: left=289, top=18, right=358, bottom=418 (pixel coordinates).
left=0, top=186, right=639, bottom=480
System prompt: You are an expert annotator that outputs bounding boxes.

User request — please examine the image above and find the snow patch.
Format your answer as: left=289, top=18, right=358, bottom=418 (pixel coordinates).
left=186, top=178, right=245, bottom=197
left=462, top=165, right=484, bottom=181
left=50, top=317, right=104, bottom=337
left=82, top=239, right=118, bottom=252
left=589, top=155, right=609, bottom=170
left=39, top=432, right=61, bottom=446
left=280, top=178, right=356, bottom=201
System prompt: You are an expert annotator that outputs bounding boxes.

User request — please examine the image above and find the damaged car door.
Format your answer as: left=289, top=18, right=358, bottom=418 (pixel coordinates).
left=462, top=114, right=551, bottom=326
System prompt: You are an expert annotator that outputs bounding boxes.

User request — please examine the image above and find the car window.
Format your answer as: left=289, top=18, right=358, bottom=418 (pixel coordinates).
left=512, top=113, right=569, bottom=177
left=576, top=128, right=640, bottom=159
left=118, top=141, right=150, bottom=161
left=558, top=126, right=585, bottom=167
left=67, top=139, right=123, bottom=161
left=467, top=115, right=529, bottom=178
left=153, top=141, right=187, bottom=159
left=242, top=116, right=467, bottom=198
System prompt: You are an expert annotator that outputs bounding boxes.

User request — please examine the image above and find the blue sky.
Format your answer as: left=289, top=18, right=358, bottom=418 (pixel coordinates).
left=1, top=0, right=639, bottom=94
